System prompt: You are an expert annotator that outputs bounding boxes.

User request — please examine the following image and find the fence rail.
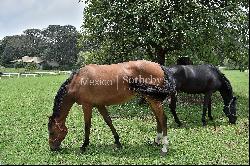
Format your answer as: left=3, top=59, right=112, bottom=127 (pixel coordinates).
left=1, top=73, right=20, bottom=78
left=21, top=73, right=38, bottom=77
left=0, top=70, right=71, bottom=79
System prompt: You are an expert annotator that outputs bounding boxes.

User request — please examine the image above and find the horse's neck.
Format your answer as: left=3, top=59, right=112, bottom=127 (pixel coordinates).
left=220, top=85, right=233, bottom=106
left=56, top=110, right=68, bottom=124
left=53, top=100, right=74, bottom=125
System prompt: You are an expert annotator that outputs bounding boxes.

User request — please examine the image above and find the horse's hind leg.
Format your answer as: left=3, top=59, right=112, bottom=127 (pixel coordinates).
left=80, top=104, right=93, bottom=152
left=97, top=106, right=122, bottom=149
left=207, top=95, right=213, bottom=120
left=169, top=94, right=182, bottom=126
left=147, top=98, right=168, bottom=156
left=202, top=92, right=212, bottom=126
left=151, top=111, right=162, bottom=146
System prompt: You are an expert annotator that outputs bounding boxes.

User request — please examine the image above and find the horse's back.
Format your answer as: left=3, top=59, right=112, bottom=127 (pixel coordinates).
left=170, top=64, right=222, bottom=93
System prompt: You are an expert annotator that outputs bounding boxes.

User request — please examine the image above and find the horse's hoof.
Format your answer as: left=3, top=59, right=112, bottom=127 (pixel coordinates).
left=80, top=146, right=87, bottom=153
left=115, top=143, right=122, bottom=149
left=152, top=141, right=161, bottom=147
left=113, top=143, right=122, bottom=150
left=209, top=116, right=214, bottom=121
left=202, top=121, right=207, bottom=126
left=177, top=122, right=182, bottom=127
left=160, top=150, right=167, bottom=157
left=50, top=147, right=61, bottom=152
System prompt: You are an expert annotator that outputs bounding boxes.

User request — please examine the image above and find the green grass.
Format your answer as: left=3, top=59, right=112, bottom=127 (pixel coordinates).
left=0, top=70, right=249, bottom=164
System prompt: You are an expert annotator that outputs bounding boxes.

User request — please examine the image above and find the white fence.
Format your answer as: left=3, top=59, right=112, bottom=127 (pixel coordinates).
left=0, top=71, right=71, bottom=79
left=34, top=71, right=58, bottom=76
left=0, top=73, right=20, bottom=78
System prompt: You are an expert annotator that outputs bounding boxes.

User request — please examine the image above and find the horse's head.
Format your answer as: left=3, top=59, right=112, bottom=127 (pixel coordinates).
left=223, top=96, right=237, bottom=124
left=48, top=116, right=68, bottom=151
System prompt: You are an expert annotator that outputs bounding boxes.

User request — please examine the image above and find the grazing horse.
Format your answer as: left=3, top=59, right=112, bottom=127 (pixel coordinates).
left=130, top=64, right=237, bottom=126
left=48, top=60, right=172, bottom=155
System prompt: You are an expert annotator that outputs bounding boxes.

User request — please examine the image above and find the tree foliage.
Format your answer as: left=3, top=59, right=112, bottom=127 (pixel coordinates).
left=79, top=0, right=249, bottom=67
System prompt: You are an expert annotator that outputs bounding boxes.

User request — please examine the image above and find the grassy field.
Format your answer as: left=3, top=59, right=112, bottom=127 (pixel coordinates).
left=0, top=70, right=249, bottom=164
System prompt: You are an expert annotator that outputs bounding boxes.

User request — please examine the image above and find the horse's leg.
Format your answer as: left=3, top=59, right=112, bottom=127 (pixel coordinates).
left=96, top=105, right=122, bottom=149
left=143, top=97, right=164, bottom=146
left=138, top=96, right=147, bottom=105
left=169, top=93, right=182, bottom=126
left=80, top=104, right=93, bottom=152
left=147, top=98, right=168, bottom=155
left=202, top=92, right=212, bottom=126
left=151, top=111, right=162, bottom=146
left=207, top=94, right=213, bottom=120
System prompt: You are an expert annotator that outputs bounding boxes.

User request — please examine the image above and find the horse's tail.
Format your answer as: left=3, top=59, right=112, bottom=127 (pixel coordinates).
left=129, top=81, right=169, bottom=100
left=209, top=65, right=232, bottom=92
left=129, top=66, right=174, bottom=101
left=52, top=70, right=78, bottom=118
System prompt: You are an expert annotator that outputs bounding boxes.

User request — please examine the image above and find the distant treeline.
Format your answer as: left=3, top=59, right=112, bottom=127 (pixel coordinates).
left=0, top=25, right=80, bottom=70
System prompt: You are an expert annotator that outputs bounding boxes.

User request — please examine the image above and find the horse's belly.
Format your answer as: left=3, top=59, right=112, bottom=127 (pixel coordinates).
left=97, top=93, right=135, bottom=105
left=79, top=86, right=135, bottom=106
left=180, top=89, right=206, bottom=94
left=179, top=86, right=218, bottom=94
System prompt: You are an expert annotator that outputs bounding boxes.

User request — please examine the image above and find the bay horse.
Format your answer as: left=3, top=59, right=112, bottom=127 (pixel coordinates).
left=130, top=64, right=237, bottom=126
left=48, top=60, right=172, bottom=156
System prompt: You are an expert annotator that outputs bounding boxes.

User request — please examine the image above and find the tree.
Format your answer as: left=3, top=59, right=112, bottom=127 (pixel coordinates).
left=41, top=25, right=80, bottom=68
left=23, top=29, right=45, bottom=56
left=79, top=0, right=249, bottom=66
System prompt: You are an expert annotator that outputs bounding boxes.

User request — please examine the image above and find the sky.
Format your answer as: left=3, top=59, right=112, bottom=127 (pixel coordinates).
left=0, top=0, right=85, bottom=39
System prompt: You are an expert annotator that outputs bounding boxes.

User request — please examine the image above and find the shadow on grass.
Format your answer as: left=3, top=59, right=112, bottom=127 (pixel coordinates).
left=52, top=142, right=177, bottom=159
left=174, top=92, right=248, bottom=128
left=108, top=92, right=249, bottom=130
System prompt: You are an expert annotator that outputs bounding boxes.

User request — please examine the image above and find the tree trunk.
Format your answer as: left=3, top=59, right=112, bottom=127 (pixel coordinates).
left=156, top=47, right=166, bottom=65
left=138, top=45, right=166, bottom=105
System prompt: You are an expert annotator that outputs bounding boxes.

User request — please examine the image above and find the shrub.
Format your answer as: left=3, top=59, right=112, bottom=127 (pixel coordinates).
left=24, top=63, right=38, bottom=71
left=14, top=61, right=25, bottom=68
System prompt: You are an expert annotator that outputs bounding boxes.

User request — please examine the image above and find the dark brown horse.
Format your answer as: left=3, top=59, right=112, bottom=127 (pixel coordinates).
left=48, top=60, right=171, bottom=156
left=131, top=64, right=237, bottom=126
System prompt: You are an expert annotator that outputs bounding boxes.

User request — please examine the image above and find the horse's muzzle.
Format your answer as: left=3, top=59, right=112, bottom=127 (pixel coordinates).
left=50, top=146, right=61, bottom=151
left=49, top=142, right=61, bottom=151
left=229, top=116, right=237, bottom=124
